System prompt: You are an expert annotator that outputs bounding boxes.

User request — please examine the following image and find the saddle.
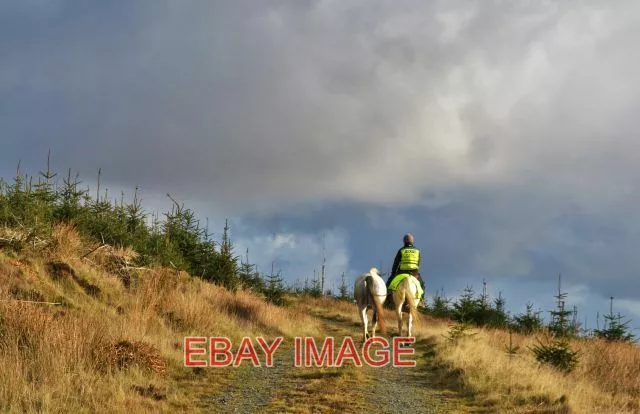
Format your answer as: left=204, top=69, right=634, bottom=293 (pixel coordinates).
left=388, top=274, right=423, bottom=299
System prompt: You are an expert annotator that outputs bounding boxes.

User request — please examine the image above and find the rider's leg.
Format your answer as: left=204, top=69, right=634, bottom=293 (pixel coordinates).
left=384, top=274, right=394, bottom=307
left=386, top=274, right=394, bottom=288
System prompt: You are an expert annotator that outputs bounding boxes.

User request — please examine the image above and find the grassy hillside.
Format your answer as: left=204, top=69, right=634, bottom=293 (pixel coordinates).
left=0, top=224, right=320, bottom=413
left=306, top=300, right=640, bottom=413
left=0, top=224, right=638, bottom=413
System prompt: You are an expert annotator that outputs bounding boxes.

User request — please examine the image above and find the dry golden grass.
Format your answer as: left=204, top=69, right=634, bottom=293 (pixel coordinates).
left=298, top=296, right=640, bottom=413
left=267, top=367, right=367, bottom=414
left=0, top=300, right=125, bottom=413
left=1, top=225, right=638, bottom=413
left=49, top=222, right=84, bottom=259
left=0, top=225, right=322, bottom=413
left=411, top=321, right=640, bottom=413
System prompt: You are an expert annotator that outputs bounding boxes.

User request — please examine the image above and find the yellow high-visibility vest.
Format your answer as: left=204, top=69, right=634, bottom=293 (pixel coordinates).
left=398, top=247, right=420, bottom=270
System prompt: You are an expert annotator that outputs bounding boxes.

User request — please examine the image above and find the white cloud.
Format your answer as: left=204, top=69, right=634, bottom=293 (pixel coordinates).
left=617, top=299, right=640, bottom=322
left=234, top=226, right=351, bottom=292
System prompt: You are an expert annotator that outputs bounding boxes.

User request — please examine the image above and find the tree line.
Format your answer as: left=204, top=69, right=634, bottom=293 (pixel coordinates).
left=0, top=155, right=289, bottom=301
left=0, top=155, right=635, bottom=343
left=417, top=275, right=636, bottom=344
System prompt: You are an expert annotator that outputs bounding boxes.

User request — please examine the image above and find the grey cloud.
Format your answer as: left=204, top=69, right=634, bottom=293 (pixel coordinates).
left=5, top=0, right=639, bottom=212
left=3, top=1, right=640, bottom=321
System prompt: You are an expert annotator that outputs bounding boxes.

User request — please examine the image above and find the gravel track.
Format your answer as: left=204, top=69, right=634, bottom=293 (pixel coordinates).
left=202, top=342, right=295, bottom=413
left=199, top=310, right=474, bottom=413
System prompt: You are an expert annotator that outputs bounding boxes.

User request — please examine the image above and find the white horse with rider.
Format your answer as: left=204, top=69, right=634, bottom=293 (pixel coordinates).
left=389, top=269, right=421, bottom=337
left=353, top=267, right=387, bottom=341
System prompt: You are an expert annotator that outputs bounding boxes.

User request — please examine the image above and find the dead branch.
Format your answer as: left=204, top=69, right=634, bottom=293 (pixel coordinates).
left=81, top=243, right=108, bottom=259
left=0, top=299, right=62, bottom=305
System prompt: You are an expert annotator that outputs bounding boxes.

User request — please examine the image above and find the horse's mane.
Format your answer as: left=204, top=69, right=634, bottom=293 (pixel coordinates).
left=369, top=267, right=379, bottom=276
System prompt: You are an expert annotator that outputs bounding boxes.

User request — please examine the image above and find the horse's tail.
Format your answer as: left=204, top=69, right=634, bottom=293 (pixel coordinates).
left=365, top=275, right=386, bottom=334
left=400, top=279, right=419, bottom=323
left=407, top=287, right=419, bottom=323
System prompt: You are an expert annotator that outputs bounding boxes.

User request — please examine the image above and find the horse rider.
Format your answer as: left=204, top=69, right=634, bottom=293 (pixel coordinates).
left=385, top=233, right=426, bottom=306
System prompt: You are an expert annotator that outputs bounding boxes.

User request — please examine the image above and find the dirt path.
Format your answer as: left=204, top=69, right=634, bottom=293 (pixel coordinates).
left=196, top=307, right=484, bottom=413
left=313, top=312, right=482, bottom=414
left=201, top=341, right=295, bottom=413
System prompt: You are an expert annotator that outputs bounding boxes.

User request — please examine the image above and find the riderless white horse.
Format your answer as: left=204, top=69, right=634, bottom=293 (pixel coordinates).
left=391, top=272, right=420, bottom=337
left=354, top=267, right=387, bottom=341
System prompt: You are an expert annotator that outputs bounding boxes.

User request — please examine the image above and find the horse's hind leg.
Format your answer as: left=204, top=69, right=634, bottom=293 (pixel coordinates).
left=395, top=305, right=403, bottom=337
left=360, top=306, right=369, bottom=341
left=371, top=310, right=378, bottom=338
left=407, top=311, right=413, bottom=337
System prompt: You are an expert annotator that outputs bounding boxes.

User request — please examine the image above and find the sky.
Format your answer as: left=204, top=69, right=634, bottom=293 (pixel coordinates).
left=2, top=0, right=640, bottom=333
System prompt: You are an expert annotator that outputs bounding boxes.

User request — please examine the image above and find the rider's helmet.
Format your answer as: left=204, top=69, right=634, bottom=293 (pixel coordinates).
left=403, top=233, right=414, bottom=245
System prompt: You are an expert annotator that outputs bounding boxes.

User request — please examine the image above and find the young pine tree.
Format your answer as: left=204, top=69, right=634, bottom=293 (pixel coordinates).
left=427, top=288, right=452, bottom=319
left=53, top=168, right=87, bottom=223
left=513, top=302, right=544, bottom=334
left=305, top=269, right=323, bottom=297
left=263, top=262, right=286, bottom=306
left=238, top=248, right=264, bottom=293
left=474, top=280, right=493, bottom=326
left=453, top=286, right=480, bottom=324
left=338, top=272, right=352, bottom=301
left=530, top=334, right=580, bottom=373
left=489, top=291, right=509, bottom=328
left=548, top=274, right=576, bottom=337
left=212, top=219, right=240, bottom=290
left=593, top=297, right=636, bottom=343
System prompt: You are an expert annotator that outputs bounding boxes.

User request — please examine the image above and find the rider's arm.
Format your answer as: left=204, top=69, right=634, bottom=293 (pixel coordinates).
left=391, top=248, right=401, bottom=276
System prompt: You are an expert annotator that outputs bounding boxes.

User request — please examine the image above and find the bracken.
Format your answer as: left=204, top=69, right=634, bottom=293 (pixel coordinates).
left=98, top=340, right=166, bottom=375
